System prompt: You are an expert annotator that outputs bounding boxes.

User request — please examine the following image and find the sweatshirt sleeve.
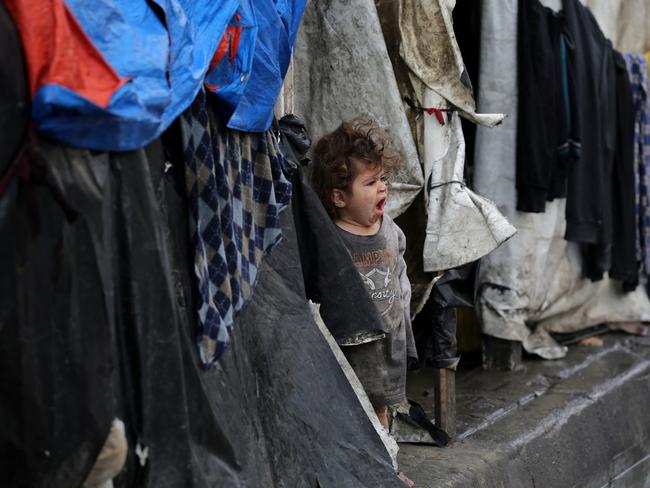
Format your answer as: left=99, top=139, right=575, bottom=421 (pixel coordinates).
left=397, top=223, right=418, bottom=360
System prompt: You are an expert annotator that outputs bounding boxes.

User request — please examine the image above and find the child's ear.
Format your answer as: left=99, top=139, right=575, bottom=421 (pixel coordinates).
left=331, top=189, right=346, bottom=208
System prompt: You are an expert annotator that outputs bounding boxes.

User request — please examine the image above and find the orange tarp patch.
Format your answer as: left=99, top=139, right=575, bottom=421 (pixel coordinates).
left=5, top=0, right=127, bottom=107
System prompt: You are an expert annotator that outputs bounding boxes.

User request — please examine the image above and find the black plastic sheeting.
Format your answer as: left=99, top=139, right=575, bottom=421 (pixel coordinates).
left=0, top=124, right=403, bottom=486
left=412, top=262, right=480, bottom=368
left=0, top=2, right=29, bottom=173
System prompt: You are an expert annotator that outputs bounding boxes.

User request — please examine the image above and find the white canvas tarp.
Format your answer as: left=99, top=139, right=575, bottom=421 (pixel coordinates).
left=397, top=0, right=515, bottom=273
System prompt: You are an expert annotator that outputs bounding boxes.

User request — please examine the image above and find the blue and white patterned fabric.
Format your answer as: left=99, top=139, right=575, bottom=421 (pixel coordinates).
left=624, top=54, right=650, bottom=273
left=181, top=88, right=292, bottom=366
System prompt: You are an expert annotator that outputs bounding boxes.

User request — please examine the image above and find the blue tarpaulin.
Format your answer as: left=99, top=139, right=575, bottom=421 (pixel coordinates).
left=6, top=0, right=307, bottom=151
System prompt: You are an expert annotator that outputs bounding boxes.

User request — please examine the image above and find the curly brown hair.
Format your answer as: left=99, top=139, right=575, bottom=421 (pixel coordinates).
left=310, top=117, right=401, bottom=219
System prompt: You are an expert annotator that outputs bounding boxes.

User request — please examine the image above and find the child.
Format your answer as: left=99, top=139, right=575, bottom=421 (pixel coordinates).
left=310, top=117, right=418, bottom=433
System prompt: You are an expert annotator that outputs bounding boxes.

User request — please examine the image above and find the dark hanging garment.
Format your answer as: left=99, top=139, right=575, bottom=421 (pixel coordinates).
left=516, top=0, right=562, bottom=212
left=452, top=0, right=483, bottom=175
left=516, top=0, right=581, bottom=213
left=0, top=3, right=29, bottom=181
left=551, top=22, right=582, bottom=201
left=609, top=50, right=639, bottom=289
left=563, top=0, right=617, bottom=244
left=579, top=43, right=618, bottom=282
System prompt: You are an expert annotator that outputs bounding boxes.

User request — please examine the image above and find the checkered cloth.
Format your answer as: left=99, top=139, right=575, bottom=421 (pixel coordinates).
left=625, top=55, right=650, bottom=273
left=181, top=88, right=292, bottom=366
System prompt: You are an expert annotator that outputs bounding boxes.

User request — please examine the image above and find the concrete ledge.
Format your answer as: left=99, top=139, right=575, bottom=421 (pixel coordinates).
left=399, top=335, right=650, bottom=487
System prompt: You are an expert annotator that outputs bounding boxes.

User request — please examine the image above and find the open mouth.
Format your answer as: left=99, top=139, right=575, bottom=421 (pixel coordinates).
left=375, top=197, right=386, bottom=214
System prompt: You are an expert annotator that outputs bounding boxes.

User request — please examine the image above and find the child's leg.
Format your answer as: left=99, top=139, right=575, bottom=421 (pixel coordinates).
left=374, top=405, right=389, bottom=430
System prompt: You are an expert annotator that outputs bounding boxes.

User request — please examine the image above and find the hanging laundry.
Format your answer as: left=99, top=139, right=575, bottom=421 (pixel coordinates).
left=180, top=88, right=292, bottom=366
left=624, top=54, right=650, bottom=275
left=474, top=0, right=650, bottom=360
left=607, top=51, right=637, bottom=289
left=516, top=0, right=580, bottom=213
left=563, top=0, right=617, bottom=245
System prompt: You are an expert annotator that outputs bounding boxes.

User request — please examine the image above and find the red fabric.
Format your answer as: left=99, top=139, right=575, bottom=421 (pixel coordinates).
left=4, top=0, right=127, bottom=108
left=423, top=107, right=450, bottom=126
left=208, top=13, right=243, bottom=73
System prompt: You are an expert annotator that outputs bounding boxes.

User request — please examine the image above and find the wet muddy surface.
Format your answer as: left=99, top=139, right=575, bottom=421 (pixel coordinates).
left=399, top=334, right=650, bottom=487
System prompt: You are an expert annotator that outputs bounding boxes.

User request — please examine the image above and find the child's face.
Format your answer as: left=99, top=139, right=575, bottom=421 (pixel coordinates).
left=332, top=161, right=388, bottom=228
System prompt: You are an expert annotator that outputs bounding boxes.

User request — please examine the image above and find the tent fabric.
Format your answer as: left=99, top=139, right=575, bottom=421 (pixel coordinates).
left=293, top=0, right=423, bottom=219
left=474, top=0, right=650, bottom=359
left=0, top=146, right=118, bottom=488
left=395, top=0, right=514, bottom=272
left=4, top=0, right=307, bottom=152
left=398, top=0, right=504, bottom=128
left=206, top=0, right=308, bottom=133
left=0, top=131, right=404, bottom=487
left=420, top=90, right=516, bottom=272
left=180, top=88, right=292, bottom=367
left=0, top=3, right=28, bottom=174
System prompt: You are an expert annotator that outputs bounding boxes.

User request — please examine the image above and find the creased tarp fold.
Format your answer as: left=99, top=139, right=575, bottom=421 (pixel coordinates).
left=420, top=91, right=516, bottom=272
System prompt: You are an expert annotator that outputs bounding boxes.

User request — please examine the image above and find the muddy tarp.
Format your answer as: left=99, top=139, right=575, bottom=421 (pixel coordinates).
left=293, top=0, right=423, bottom=219
left=474, top=0, right=650, bottom=359
left=395, top=0, right=514, bottom=273
left=0, top=131, right=402, bottom=486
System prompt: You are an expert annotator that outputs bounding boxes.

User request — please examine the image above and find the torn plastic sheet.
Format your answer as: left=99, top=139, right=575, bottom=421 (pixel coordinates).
left=473, top=0, right=650, bottom=359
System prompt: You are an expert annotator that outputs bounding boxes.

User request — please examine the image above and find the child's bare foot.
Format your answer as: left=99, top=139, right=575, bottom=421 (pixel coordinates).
left=398, top=472, right=415, bottom=486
